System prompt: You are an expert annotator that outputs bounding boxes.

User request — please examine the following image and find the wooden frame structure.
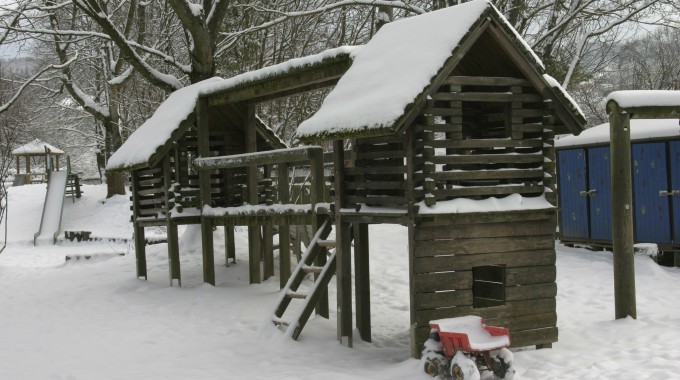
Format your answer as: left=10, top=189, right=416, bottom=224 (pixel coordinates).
left=296, top=3, right=586, bottom=356
left=110, top=1, right=589, bottom=359
left=606, top=91, right=680, bottom=320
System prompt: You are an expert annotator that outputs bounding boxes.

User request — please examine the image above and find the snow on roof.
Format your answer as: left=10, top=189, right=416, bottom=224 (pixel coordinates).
left=606, top=90, right=680, bottom=108
left=198, top=46, right=361, bottom=96
left=12, top=139, right=64, bottom=155
left=555, top=118, right=680, bottom=148
left=106, top=77, right=223, bottom=171
left=543, top=74, right=586, bottom=121
left=296, top=0, right=547, bottom=141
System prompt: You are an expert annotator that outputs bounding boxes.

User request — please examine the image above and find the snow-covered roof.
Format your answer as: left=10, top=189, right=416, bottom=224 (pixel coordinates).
left=12, top=139, right=64, bottom=155
left=107, top=77, right=223, bottom=172
left=555, top=118, right=680, bottom=148
left=198, top=46, right=360, bottom=97
left=295, top=0, right=583, bottom=141
left=606, top=90, right=680, bottom=108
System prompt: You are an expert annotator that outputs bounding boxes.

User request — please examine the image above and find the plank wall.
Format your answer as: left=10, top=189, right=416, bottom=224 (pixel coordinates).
left=345, top=135, right=408, bottom=208
left=412, top=75, right=555, bottom=205
left=131, top=164, right=168, bottom=220
left=412, top=210, right=558, bottom=354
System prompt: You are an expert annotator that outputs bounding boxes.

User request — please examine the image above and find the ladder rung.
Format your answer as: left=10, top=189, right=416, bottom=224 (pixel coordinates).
left=302, top=265, right=323, bottom=274
left=286, top=291, right=307, bottom=299
left=317, top=240, right=336, bottom=248
left=272, top=317, right=290, bottom=327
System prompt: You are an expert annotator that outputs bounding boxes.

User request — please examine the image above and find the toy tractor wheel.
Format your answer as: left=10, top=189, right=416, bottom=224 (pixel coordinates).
left=421, top=329, right=449, bottom=377
left=450, top=351, right=480, bottom=380
left=492, top=348, right=516, bottom=380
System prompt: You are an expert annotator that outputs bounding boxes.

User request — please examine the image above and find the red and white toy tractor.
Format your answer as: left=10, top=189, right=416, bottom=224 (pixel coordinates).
left=421, top=316, right=515, bottom=380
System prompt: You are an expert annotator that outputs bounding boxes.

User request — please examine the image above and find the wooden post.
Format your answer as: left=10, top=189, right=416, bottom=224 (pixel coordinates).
left=225, top=224, right=236, bottom=265
left=246, top=104, right=261, bottom=284
left=263, top=165, right=274, bottom=280
left=405, top=129, right=419, bottom=357
left=133, top=223, right=147, bottom=279
left=278, top=162, right=291, bottom=289
left=608, top=104, right=636, bottom=319
left=197, top=96, right=215, bottom=285
left=164, top=156, right=181, bottom=287
left=310, top=147, right=328, bottom=317
left=354, top=222, right=371, bottom=342
left=167, top=221, right=181, bottom=286
left=16, top=156, right=20, bottom=175
left=334, top=140, right=352, bottom=347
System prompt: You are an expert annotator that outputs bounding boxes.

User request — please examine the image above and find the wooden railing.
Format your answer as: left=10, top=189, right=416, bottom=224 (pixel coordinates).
left=193, top=146, right=327, bottom=210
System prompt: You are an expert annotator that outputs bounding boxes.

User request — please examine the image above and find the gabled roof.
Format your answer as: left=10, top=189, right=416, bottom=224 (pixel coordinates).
left=107, top=77, right=222, bottom=172
left=12, top=139, right=64, bottom=155
left=296, top=0, right=586, bottom=142
left=107, top=77, right=287, bottom=172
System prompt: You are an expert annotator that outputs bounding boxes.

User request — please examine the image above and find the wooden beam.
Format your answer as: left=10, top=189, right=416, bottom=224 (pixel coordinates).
left=197, top=96, right=215, bottom=286
left=278, top=162, right=291, bottom=289
left=194, top=146, right=323, bottom=170
left=354, top=223, right=371, bottom=342
left=608, top=104, right=636, bottom=320
left=334, top=140, right=352, bottom=347
left=246, top=104, right=261, bottom=284
left=205, top=56, right=352, bottom=106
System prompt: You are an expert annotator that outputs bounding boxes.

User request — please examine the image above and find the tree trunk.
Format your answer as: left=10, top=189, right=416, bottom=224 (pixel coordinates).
left=104, top=85, right=126, bottom=197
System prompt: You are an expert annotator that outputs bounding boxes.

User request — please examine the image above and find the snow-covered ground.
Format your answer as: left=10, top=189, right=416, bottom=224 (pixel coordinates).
left=1, top=184, right=679, bottom=379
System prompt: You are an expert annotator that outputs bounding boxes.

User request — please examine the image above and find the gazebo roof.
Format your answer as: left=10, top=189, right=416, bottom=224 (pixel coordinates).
left=12, top=139, right=64, bottom=156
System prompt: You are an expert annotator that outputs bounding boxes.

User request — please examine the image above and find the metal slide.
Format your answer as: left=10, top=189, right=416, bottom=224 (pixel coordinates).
left=33, top=170, right=69, bottom=245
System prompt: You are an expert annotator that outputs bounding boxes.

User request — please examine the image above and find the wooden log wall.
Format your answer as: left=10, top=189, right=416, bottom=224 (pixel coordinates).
left=130, top=164, right=168, bottom=220
left=412, top=209, right=558, bottom=355
left=345, top=135, right=408, bottom=208
left=413, top=76, right=554, bottom=206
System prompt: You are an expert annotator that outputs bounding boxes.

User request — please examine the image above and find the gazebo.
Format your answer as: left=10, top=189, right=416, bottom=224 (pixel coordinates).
left=12, top=139, right=64, bottom=184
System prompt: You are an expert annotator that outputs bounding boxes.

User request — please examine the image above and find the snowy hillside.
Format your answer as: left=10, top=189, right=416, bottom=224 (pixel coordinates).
left=0, top=184, right=679, bottom=379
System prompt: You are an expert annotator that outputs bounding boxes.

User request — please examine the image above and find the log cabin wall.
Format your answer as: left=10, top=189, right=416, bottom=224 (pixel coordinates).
left=411, top=210, right=558, bottom=354
left=413, top=75, right=555, bottom=207
left=407, top=75, right=559, bottom=356
left=130, top=164, right=168, bottom=221
left=345, top=135, right=408, bottom=209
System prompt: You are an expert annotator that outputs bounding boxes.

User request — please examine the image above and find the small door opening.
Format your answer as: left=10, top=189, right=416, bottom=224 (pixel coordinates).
left=472, top=265, right=506, bottom=308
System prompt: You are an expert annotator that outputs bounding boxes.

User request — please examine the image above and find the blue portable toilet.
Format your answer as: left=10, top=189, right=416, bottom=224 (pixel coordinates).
left=555, top=118, right=680, bottom=262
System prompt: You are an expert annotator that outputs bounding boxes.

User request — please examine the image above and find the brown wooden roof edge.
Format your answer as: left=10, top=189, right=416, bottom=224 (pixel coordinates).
left=200, top=49, right=356, bottom=107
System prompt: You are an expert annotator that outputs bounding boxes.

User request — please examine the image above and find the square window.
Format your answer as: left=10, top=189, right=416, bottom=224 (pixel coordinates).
left=472, top=265, right=506, bottom=308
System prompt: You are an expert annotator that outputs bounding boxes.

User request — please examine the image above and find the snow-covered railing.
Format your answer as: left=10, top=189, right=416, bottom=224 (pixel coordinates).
left=193, top=146, right=326, bottom=210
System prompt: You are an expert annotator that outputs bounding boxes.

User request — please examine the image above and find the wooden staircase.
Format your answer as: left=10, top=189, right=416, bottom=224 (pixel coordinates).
left=272, top=217, right=337, bottom=339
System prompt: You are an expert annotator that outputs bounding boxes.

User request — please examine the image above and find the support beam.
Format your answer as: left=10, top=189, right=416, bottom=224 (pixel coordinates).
left=278, top=162, right=291, bottom=289
left=133, top=223, right=147, bottom=280
left=197, top=96, right=215, bottom=285
left=354, top=222, right=371, bottom=342
left=167, top=221, right=181, bottom=286
left=608, top=106, right=636, bottom=320
left=225, top=224, right=236, bottom=265
left=246, top=104, right=261, bottom=284
left=334, top=140, right=352, bottom=347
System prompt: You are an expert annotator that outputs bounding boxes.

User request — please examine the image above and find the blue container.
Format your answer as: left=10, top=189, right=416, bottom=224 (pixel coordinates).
left=632, top=142, right=671, bottom=243
left=587, top=147, right=612, bottom=241
left=557, top=149, right=588, bottom=239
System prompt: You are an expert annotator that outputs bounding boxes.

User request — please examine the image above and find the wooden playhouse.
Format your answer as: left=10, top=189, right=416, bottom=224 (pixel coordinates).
left=109, top=0, right=586, bottom=358
left=295, top=0, right=585, bottom=356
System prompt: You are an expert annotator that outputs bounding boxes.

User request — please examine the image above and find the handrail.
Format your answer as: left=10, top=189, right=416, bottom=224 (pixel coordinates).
left=193, top=146, right=326, bottom=208
left=193, top=146, right=323, bottom=170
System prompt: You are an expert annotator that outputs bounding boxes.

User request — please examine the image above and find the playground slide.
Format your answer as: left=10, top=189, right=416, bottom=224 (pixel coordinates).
left=34, top=171, right=68, bottom=245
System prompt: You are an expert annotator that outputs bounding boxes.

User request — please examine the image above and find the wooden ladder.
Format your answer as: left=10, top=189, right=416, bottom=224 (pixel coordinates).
left=272, top=217, right=336, bottom=340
